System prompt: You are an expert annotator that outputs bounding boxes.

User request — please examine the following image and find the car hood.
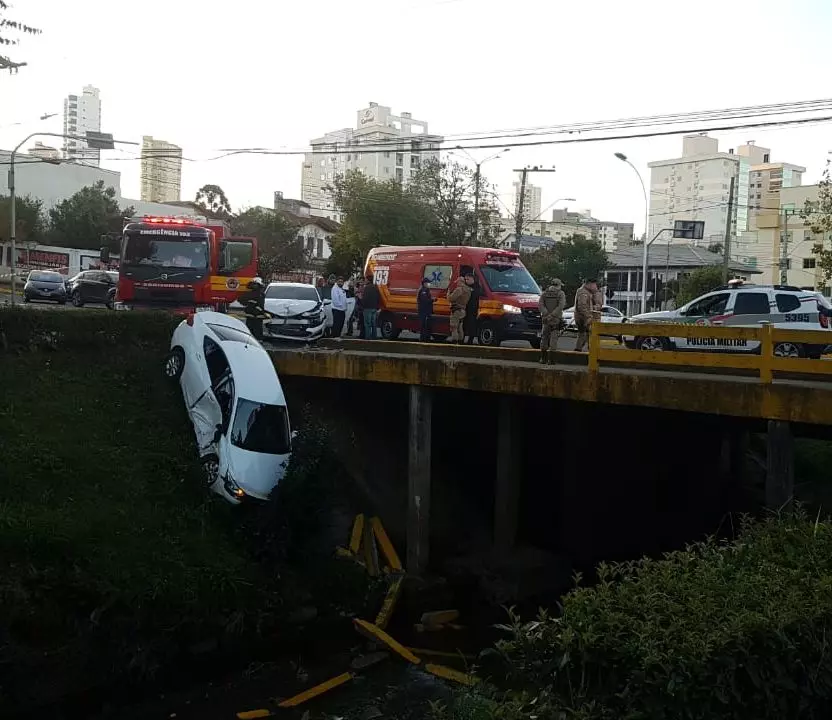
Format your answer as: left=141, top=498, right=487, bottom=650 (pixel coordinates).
left=628, top=310, right=678, bottom=323
left=263, top=298, right=320, bottom=317
left=227, top=446, right=291, bottom=500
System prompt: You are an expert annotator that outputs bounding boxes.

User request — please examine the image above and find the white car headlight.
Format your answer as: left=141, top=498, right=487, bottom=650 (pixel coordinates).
left=223, top=473, right=246, bottom=499
left=502, top=304, right=522, bottom=314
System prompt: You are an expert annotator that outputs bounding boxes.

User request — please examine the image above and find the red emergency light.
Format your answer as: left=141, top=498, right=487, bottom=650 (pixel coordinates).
left=142, top=216, right=195, bottom=225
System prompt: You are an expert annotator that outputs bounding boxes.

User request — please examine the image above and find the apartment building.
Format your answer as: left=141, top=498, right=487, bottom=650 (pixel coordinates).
left=140, top=136, right=183, bottom=204
left=28, top=142, right=60, bottom=161
left=63, top=85, right=101, bottom=166
left=301, top=102, right=443, bottom=221
left=513, top=181, right=542, bottom=222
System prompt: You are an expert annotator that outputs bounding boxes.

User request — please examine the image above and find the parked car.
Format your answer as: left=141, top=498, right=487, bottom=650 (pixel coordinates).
left=66, top=270, right=117, bottom=308
left=262, top=282, right=326, bottom=342
left=164, top=310, right=293, bottom=504
left=624, top=282, right=832, bottom=358
left=23, top=270, right=67, bottom=304
left=562, top=304, right=627, bottom=331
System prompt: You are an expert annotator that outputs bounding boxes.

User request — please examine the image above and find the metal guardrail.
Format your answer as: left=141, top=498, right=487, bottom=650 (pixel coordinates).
left=588, top=314, right=832, bottom=382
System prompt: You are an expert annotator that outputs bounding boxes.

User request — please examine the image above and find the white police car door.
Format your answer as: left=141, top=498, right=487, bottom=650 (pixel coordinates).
left=675, top=291, right=731, bottom=350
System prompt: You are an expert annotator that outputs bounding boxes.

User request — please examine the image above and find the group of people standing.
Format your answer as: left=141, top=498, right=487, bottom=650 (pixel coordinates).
left=318, top=274, right=381, bottom=339
left=537, top=276, right=604, bottom=362
left=418, top=268, right=480, bottom=344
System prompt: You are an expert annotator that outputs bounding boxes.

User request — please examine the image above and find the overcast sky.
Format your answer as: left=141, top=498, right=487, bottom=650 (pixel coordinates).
left=1, top=0, right=831, bottom=235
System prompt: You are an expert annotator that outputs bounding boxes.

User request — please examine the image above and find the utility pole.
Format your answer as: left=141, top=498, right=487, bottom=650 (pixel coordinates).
left=722, top=174, right=736, bottom=284
left=473, top=162, right=480, bottom=246
left=513, top=166, right=557, bottom=247
left=780, top=210, right=790, bottom=285
left=514, top=168, right=528, bottom=244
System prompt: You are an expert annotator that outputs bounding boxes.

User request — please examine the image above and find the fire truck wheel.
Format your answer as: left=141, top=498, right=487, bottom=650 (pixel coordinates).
left=164, top=347, right=185, bottom=381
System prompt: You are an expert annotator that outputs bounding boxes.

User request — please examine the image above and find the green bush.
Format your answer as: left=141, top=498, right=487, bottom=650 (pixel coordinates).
left=459, top=514, right=832, bottom=720
left=0, top=306, right=179, bottom=352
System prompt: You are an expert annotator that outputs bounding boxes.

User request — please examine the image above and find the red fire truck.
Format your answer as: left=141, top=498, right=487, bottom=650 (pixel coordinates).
left=113, top=216, right=258, bottom=311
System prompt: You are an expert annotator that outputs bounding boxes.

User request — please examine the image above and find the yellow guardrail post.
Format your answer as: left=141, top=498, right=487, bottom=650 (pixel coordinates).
left=588, top=311, right=601, bottom=372
left=760, top=321, right=773, bottom=384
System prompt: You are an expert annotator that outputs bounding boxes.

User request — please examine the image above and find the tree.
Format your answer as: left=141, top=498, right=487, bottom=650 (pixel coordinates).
left=800, top=159, right=832, bottom=281
left=522, top=234, right=609, bottom=298
left=408, top=159, right=497, bottom=246
left=231, top=207, right=306, bottom=279
left=195, top=184, right=232, bottom=219
left=0, top=194, right=46, bottom=246
left=676, top=266, right=724, bottom=305
left=47, top=181, right=134, bottom=250
left=326, top=171, right=438, bottom=276
left=0, top=1, right=41, bottom=73
left=707, top=242, right=724, bottom=255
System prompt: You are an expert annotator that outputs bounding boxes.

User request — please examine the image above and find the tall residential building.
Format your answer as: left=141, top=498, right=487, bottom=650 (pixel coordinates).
left=63, top=85, right=101, bottom=166
left=301, top=102, right=443, bottom=221
left=648, top=134, right=757, bottom=248
left=514, top=181, right=542, bottom=222
left=140, top=136, right=183, bottom=204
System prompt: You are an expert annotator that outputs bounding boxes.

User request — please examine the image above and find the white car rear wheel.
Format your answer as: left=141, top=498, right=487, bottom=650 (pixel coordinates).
left=164, top=347, right=185, bottom=381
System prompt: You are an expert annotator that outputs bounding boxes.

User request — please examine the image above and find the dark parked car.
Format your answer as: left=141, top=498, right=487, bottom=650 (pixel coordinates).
left=23, top=270, right=67, bottom=304
left=66, top=270, right=117, bottom=308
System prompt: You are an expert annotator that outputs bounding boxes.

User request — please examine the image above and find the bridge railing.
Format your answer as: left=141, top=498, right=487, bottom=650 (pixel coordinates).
left=588, top=317, right=832, bottom=382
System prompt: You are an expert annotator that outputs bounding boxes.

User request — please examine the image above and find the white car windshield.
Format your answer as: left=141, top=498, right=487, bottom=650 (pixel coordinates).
left=265, top=285, right=320, bottom=302
left=230, top=399, right=291, bottom=455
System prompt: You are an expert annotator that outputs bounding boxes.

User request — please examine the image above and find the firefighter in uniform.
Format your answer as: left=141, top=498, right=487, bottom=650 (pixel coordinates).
left=243, top=277, right=269, bottom=340
left=447, top=271, right=474, bottom=344
left=538, top=279, right=566, bottom=364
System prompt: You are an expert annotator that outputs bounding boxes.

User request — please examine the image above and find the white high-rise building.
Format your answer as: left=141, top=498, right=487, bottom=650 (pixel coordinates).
left=301, top=102, right=443, bottom=221
left=140, top=136, right=183, bottom=204
left=514, top=181, right=542, bottom=222
left=63, top=85, right=101, bottom=166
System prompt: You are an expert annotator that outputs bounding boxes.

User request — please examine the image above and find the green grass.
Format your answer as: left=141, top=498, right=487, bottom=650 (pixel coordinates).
left=0, top=341, right=278, bottom=708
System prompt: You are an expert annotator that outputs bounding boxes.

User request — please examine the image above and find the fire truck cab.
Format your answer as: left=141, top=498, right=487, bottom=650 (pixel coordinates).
left=113, top=216, right=258, bottom=312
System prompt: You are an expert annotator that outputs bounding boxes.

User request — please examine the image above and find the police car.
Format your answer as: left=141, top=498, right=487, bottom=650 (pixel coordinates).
left=624, top=282, right=832, bottom=358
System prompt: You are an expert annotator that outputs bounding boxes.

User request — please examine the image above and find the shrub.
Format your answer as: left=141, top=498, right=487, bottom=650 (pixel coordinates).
left=459, top=514, right=832, bottom=720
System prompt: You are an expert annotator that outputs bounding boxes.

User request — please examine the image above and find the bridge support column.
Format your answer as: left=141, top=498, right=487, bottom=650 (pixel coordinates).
left=766, top=420, right=794, bottom=511
left=407, top=385, right=433, bottom=575
left=494, top=395, right=520, bottom=558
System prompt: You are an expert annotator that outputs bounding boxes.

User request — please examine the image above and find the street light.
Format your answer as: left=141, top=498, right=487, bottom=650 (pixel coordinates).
left=8, top=131, right=137, bottom=304
left=454, top=145, right=510, bottom=244
left=615, top=152, right=650, bottom=314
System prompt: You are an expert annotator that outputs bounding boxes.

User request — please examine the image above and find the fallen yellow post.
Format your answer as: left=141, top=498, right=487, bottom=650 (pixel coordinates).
left=420, top=609, right=460, bottom=628
left=374, top=575, right=404, bottom=630
left=353, top=618, right=421, bottom=664
left=349, top=514, right=365, bottom=554
left=371, top=516, right=403, bottom=571
left=425, top=663, right=479, bottom=687
left=408, top=647, right=476, bottom=662
left=237, top=710, right=273, bottom=719
left=277, top=672, right=354, bottom=708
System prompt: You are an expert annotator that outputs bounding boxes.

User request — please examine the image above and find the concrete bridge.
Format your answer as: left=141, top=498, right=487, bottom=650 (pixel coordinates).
left=270, top=321, right=832, bottom=576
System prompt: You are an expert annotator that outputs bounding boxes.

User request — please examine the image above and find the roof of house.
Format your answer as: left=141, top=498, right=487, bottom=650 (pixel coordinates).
left=608, top=244, right=762, bottom=274
left=281, top=211, right=341, bottom=233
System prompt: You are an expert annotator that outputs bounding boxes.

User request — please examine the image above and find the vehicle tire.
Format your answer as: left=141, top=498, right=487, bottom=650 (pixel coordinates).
left=201, top=453, right=220, bottom=488
left=529, top=337, right=542, bottom=349
left=478, top=321, right=502, bottom=347
left=164, top=346, right=185, bottom=381
left=71, top=290, right=83, bottom=307
left=106, top=295, right=115, bottom=310
left=379, top=312, right=401, bottom=340
left=773, top=341, right=803, bottom=359
left=634, top=335, right=669, bottom=351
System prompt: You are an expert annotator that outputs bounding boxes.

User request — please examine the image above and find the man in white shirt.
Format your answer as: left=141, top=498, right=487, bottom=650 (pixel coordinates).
left=331, top=277, right=348, bottom=337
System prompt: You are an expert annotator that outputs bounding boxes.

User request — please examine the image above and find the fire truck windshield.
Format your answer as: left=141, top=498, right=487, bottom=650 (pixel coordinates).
left=123, top=232, right=209, bottom=270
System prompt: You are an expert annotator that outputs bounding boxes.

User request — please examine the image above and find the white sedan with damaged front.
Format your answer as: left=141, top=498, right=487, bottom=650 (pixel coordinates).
left=163, top=310, right=293, bottom=504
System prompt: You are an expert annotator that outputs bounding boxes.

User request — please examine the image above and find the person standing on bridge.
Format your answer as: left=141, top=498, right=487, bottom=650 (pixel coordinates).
left=538, top=279, right=566, bottom=364
left=417, top=277, right=434, bottom=342
left=447, top=271, right=474, bottom=344
left=331, top=277, right=347, bottom=337
left=362, top=273, right=381, bottom=340
left=463, top=274, right=481, bottom=345
left=574, top=277, right=598, bottom=352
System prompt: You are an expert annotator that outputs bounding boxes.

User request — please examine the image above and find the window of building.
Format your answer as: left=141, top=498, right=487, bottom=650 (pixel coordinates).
left=803, top=258, right=817, bottom=269
left=320, top=173, right=326, bottom=180
left=396, top=153, right=404, bottom=166
left=384, top=167, right=390, bottom=174
left=316, top=238, right=324, bottom=258
left=763, top=153, right=770, bottom=163
left=384, top=151, right=391, bottom=158
left=320, top=159, right=325, bottom=167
